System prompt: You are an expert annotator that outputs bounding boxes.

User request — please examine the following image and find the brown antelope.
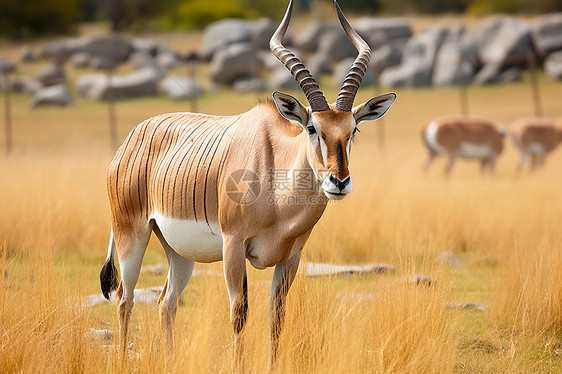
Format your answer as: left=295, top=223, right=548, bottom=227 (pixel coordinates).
left=99, top=0, right=395, bottom=368
left=422, top=116, right=506, bottom=175
left=511, top=117, right=562, bottom=172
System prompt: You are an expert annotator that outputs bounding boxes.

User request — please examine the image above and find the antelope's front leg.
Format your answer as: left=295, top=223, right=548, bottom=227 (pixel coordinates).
left=223, top=236, right=248, bottom=372
left=269, top=249, right=302, bottom=371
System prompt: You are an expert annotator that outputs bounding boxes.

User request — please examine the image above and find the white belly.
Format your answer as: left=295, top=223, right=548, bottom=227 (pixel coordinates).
left=425, top=123, right=448, bottom=154
left=459, top=142, right=493, bottom=159
left=529, top=142, right=546, bottom=155
left=151, top=213, right=223, bottom=262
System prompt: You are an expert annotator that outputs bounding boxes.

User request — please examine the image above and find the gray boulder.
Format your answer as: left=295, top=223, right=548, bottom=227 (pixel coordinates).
left=131, top=38, right=158, bottom=55
left=381, top=26, right=449, bottom=87
left=77, top=69, right=160, bottom=100
left=161, top=76, right=203, bottom=99
left=20, top=46, right=37, bottom=63
left=0, top=58, right=16, bottom=74
left=77, top=33, right=133, bottom=65
left=36, top=63, right=66, bottom=86
left=31, top=85, right=72, bottom=107
left=233, top=77, right=267, bottom=92
left=201, top=19, right=253, bottom=60
left=371, top=43, right=405, bottom=71
left=89, top=56, right=117, bottom=70
left=10, top=77, right=43, bottom=94
left=156, top=48, right=181, bottom=69
left=470, top=16, right=533, bottom=68
left=544, top=51, right=562, bottom=80
left=41, top=39, right=79, bottom=63
left=473, top=64, right=523, bottom=84
left=354, top=17, right=413, bottom=49
left=432, top=29, right=478, bottom=86
left=317, top=29, right=357, bottom=62
left=210, top=43, right=258, bottom=85
left=533, top=13, right=562, bottom=57
left=295, top=22, right=339, bottom=51
left=129, top=50, right=159, bottom=70
left=252, top=18, right=276, bottom=50
left=307, top=53, right=334, bottom=77
left=269, top=66, right=299, bottom=90
left=71, top=52, right=91, bottom=68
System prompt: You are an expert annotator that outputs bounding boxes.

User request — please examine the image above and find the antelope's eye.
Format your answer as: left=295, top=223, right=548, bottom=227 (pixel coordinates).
left=307, top=125, right=316, bottom=135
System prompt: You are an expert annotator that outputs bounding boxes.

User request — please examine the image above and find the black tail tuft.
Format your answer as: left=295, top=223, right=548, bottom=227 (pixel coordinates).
left=100, top=257, right=119, bottom=300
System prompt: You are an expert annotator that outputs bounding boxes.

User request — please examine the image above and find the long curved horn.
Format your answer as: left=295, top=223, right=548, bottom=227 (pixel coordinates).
left=270, top=0, right=330, bottom=112
left=334, top=0, right=371, bottom=112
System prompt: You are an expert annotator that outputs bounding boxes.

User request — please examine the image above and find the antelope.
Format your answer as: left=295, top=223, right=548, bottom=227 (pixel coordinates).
left=511, top=117, right=562, bottom=172
left=99, top=0, right=395, bottom=369
left=422, top=116, right=506, bottom=175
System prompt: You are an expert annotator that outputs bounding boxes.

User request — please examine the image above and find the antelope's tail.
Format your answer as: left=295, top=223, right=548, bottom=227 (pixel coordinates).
left=100, top=230, right=119, bottom=300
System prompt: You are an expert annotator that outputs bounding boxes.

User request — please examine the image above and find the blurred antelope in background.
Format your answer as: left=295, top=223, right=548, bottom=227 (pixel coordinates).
left=99, top=0, right=395, bottom=369
left=511, top=117, right=562, bottom=172
left=422, top=116, right=506, bottom=175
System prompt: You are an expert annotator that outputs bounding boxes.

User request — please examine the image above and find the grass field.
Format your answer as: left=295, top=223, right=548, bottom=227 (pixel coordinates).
left=1, top=58, right=562, bottom=373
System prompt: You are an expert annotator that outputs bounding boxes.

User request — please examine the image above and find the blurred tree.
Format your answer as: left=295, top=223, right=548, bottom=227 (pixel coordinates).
left=319, top=0, right=381, bottom=12
left=0, top=0, right=82, bottom=39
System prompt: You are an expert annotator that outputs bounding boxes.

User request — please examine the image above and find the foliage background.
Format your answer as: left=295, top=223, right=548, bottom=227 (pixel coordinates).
left=0, top=0, right=561, bottom=39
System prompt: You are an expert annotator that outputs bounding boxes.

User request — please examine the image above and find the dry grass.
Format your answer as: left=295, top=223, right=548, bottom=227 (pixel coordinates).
left=1, top=73, right=562, bottom=373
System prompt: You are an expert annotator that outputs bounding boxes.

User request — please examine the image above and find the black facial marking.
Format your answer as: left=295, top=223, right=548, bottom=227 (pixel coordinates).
left=336, top=142, right=345, bottom=171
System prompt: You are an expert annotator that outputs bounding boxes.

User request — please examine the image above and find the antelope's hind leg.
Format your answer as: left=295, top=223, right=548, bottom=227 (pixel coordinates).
left=154, top=226, right=195, bottom=352
left=114, top=229, right=151, bottom=355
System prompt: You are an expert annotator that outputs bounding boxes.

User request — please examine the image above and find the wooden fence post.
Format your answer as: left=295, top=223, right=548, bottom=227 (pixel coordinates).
left=457, top=56, right=469, bottom=116
left=106, top=68, right=118, bottom=151
left=2, top=72, right=12, bottom=155
left=527, top=52, right=543, bottom=118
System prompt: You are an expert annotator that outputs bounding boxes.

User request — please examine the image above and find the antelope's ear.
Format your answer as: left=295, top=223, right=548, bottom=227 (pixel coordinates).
left=352, top=93, right=396, bottom=125
left=272, top=92, right=310, bottom=127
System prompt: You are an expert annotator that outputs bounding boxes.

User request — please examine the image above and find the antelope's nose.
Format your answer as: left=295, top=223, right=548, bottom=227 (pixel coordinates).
left=329, top=175, right=350, bottom=192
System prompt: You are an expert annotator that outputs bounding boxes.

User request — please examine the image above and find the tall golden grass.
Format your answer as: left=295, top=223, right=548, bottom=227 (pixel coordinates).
left=1, top=76, right=562, bottom=372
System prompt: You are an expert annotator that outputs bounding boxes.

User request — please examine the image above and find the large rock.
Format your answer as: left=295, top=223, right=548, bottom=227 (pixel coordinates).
left=432, top=28, right=478, bottom=86
left=77, top=33, right=133, bottom=66
left=71, top=52, right=91, bottom=68
left=77, top=69, right=160, bottom=100
left=40, top=39, right=79, bottom=63
left=0, top=58, right=16, bottom=74
left=317, top=29, right=357, bottom=62
left=36, top=63, right=66, bottom=86
left=470, top=16, right=533, bottom=68
left=354, top=17, right=413, bottom=49
left=201, top=19, right=253, bottom=61
left=269, top=66, right=299, bottom=90
left=371, top=43, right=406, bottom=71
left=210, top=43, right=258, bottom=85
left=30, top=85, right=72, bottom=107
left=306, top=53, right=334, bottom=78
left=473, top=64, right=523, bottom=84
left=20, top=46, right=37, bottom=63
left=533, top=13, right=562, bottom=57
left=233, top=77, right=267, bottom=92
left=155, top=48, right=181, bottom=69
left=381, top=26, right=449, bottom=87
left=161, top=76, right=203, bottom=99
left=10, top=77, right=43, bottom=94
left=544, top=51, right=562, bottom=80
left=295, top=22, right=339, bottom=52
left=252, top=18, right=276, bottom=50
